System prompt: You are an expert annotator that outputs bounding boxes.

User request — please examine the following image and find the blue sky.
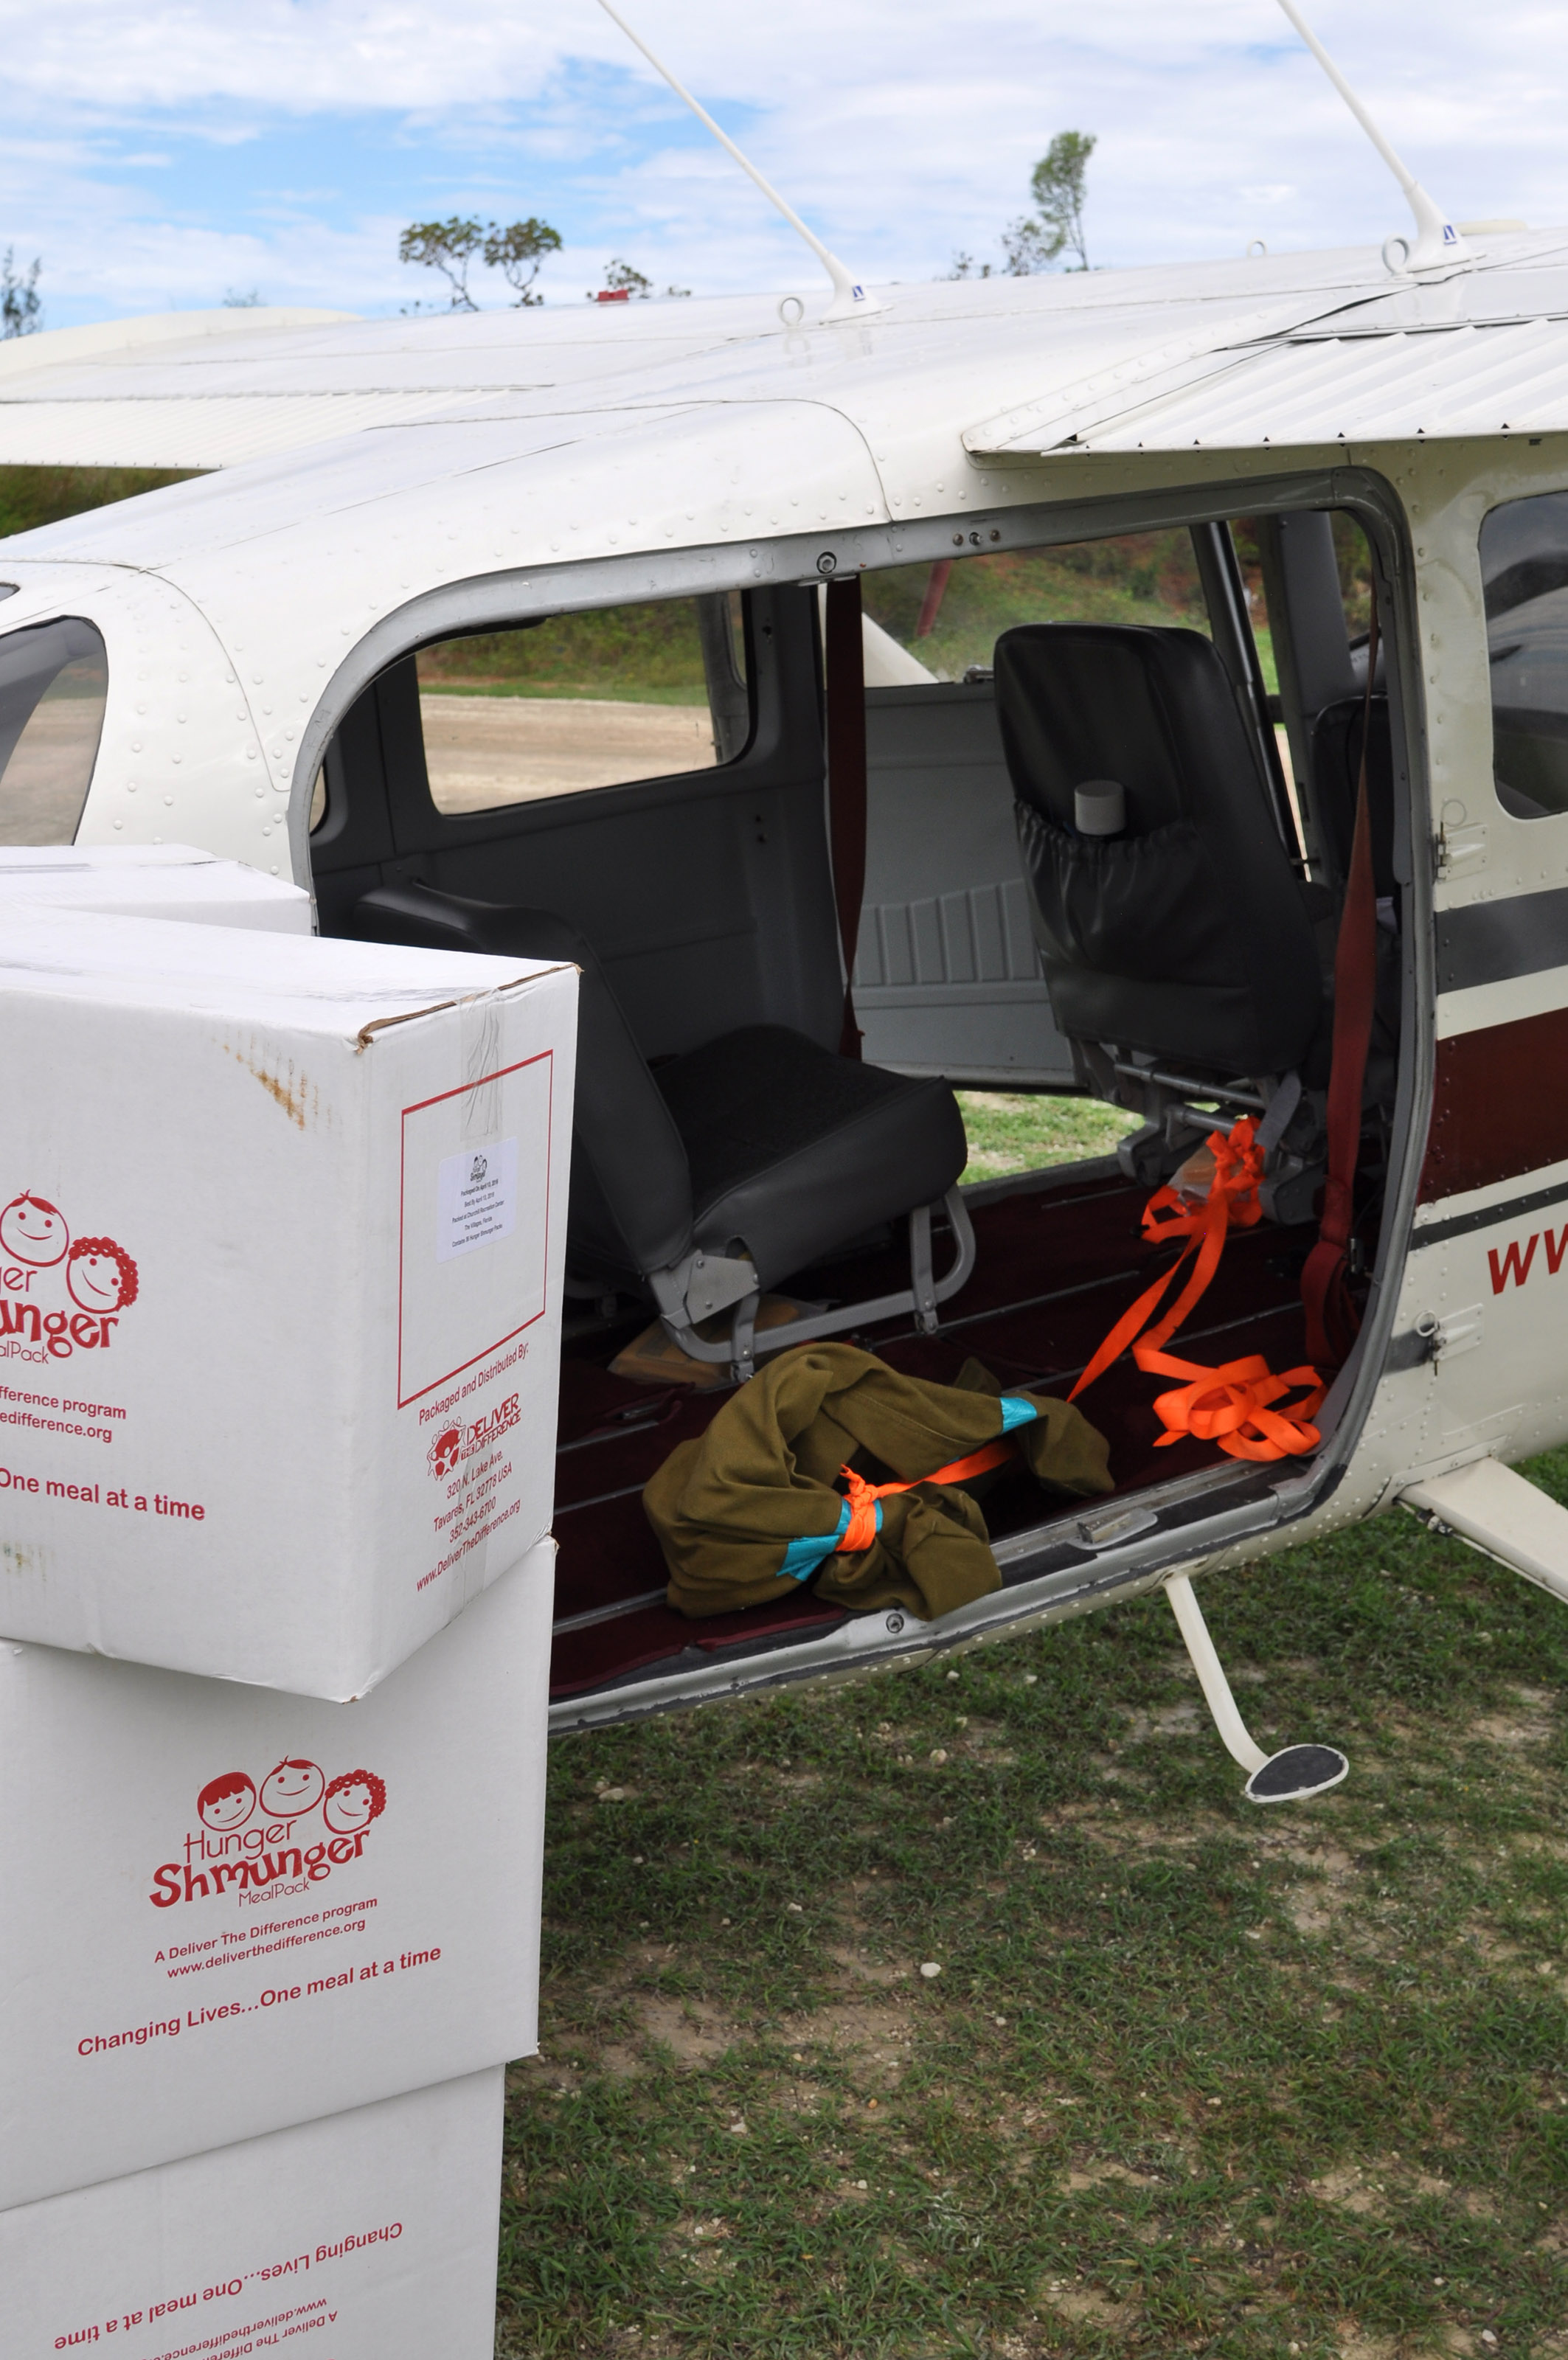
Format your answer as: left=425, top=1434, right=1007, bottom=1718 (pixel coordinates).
left=0, top=0, right=1560, bottom=327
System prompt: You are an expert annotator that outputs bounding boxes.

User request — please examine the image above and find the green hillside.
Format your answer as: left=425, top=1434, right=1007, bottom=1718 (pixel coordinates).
left=0, top=463, right=196, bottom=540
left=417, top=604, right=713, bottom=704
left=862, top=530, right=1211, bottom=680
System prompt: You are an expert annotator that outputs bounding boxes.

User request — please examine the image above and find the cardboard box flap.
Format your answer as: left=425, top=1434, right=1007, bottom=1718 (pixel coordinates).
left=0, top=844, right=240, bottom=871
left=0, top=844, right=311, bottom=929
left=0, top=906, right=575, bottom=1047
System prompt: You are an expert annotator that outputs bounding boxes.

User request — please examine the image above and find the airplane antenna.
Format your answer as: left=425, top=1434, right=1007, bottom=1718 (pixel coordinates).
left=1272, top=0, right=1469, bottom=273
left=593, top=0, right=884, bottom=322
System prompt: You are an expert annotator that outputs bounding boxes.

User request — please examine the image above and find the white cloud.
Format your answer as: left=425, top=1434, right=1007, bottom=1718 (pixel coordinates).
left=0, top=0, right=1559, bottom=319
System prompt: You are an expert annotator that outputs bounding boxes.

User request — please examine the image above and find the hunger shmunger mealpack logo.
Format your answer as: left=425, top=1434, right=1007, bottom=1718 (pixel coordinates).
left=149, top=1757, right=388, bottom=1909
left=0, top=1189, right=138, bottom=1360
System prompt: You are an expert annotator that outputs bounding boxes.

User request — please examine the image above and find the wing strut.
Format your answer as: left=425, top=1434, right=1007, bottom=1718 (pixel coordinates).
left=1273, top=0, right=1469, bottom=274
left=594, top=0, right=884, bottom=322
left=1403, top=1457, right=1568, bottom=1608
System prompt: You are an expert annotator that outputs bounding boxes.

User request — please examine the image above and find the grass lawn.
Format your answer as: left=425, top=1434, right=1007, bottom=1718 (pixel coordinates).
left=499, top=1466, right=1568, bottom=2359
left=956, top=1091, right=1140, bottom=1185
left=499, top=1110, right=1568, bottom=2359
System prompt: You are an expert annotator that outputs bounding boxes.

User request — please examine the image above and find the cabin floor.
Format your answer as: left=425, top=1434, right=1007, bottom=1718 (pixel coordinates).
left=550, top=1162, right=1321, bottom=1703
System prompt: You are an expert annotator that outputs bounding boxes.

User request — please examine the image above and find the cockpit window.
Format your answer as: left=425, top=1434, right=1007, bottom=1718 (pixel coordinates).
left=0, top=618, right=108, bottom=844
left=859, top=530, right=1213, bottom=686
left=414, top=590, right=749, bottom=815
left=1480, top=490, right=1568, bottom=819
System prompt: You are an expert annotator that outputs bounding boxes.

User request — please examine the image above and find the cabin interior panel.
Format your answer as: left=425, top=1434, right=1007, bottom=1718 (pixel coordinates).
left=858, top=681, right=1073, bottom=1086
left=311, top=585, right=844, bottom=1060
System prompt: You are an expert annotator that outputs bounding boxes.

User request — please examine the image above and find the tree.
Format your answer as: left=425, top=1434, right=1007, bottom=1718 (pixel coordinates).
left=482, top=218, right=562, bottom=308
left=1, top=251, right=41, bottom=339
left=1000, top=216, right=1056, bottom=277
left=400, top=214, right=565, bottom=309
left=398, top=217, right=485, bottom=310
left=1003, top=131, right=1096, bottom=275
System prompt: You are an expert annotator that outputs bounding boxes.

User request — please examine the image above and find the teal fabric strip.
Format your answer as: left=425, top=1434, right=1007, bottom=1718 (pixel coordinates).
left=998, top=1395, right=1039, bottom=1434
left=780, top=1498, right=852, bottom=1581
left=779, top=1493, right=884, bottom=1582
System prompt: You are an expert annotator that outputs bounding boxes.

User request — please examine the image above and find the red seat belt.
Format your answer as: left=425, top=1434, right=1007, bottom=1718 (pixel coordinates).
left=824, top=574, right=867, bottom=1060
left=1301, top=601, right=1382, bottom=1368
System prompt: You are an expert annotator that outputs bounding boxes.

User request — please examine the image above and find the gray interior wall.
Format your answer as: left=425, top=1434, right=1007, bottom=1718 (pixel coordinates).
left=856, top=682, right=1074, bottom=1086
left=311, top=585, right=844, bottom=1061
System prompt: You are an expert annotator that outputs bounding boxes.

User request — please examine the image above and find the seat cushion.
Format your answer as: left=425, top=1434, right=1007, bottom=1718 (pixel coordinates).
left=656, top=1026, right=967, bottom=1289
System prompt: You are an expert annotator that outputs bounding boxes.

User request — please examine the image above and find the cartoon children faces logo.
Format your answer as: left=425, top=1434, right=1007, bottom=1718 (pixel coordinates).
left=150, top=1757, right=388, bottom=1909
left=0, top=1189, right=138, bottom=1361
left=0, top=1195, right=68, bottom=1266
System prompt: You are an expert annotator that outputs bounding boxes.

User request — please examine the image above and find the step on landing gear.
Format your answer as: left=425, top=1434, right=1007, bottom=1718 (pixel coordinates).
left=1164, top=1573, right=1349, bottom=1805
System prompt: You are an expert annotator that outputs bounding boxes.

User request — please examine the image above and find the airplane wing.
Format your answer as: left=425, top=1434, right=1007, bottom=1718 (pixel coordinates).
left=965, top=240, right=1568, bottom=456
left=1, top=231, right=1565, bottom=490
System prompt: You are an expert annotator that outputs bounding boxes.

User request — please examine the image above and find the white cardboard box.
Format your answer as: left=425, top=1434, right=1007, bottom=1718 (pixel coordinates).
left=0, top=1539, right=552, bottom=2211
left=0, top=2067, right=505, bottom=2360
left=0, top=843, right=311, bottom=932
left=0, top=907, right=576, bottom=1696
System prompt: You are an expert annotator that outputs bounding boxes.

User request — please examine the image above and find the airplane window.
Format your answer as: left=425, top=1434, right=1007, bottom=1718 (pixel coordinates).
left=414, top=590, right=749, bottom=814
left=859, top=529, right=1213, bottom=686
left=1480, top=490, right=1568, bottom=818
left=0, top=617, right=108, bottom=844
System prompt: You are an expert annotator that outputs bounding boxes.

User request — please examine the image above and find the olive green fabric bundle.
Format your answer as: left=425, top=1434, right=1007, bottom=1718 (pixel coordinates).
left=645, top=1342, right=1114, bottom=1622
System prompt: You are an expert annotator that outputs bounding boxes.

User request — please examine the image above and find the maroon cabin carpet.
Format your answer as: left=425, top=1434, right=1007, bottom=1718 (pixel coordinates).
left=549, top=1174, right=1317, bottom=1701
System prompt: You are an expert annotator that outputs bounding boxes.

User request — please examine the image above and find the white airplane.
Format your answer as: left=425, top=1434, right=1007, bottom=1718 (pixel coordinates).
left=0, top=2, right=1563, bottom=1804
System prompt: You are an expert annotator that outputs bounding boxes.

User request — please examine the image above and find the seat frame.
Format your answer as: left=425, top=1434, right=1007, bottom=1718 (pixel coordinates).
left=1073, top=1039, right=1328, bottom=1227
left=645, top=1187, right=978, bottom=1381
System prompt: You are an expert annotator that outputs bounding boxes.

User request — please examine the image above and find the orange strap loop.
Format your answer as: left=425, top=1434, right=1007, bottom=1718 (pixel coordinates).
left=1135, top=1347, right=1325, bottom=1464
left=1070, top=1112, right=1323, bottom=1463
left=836, top=1436, right=1015, bottom=1554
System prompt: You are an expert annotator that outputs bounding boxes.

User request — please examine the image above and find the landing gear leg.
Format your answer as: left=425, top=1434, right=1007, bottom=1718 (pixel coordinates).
left=1163, top=1573, right=1349, bottom=1804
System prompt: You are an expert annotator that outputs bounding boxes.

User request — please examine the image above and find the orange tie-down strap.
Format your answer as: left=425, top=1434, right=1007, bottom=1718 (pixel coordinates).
left=1068, top=1113, right=1324, bottom=1463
